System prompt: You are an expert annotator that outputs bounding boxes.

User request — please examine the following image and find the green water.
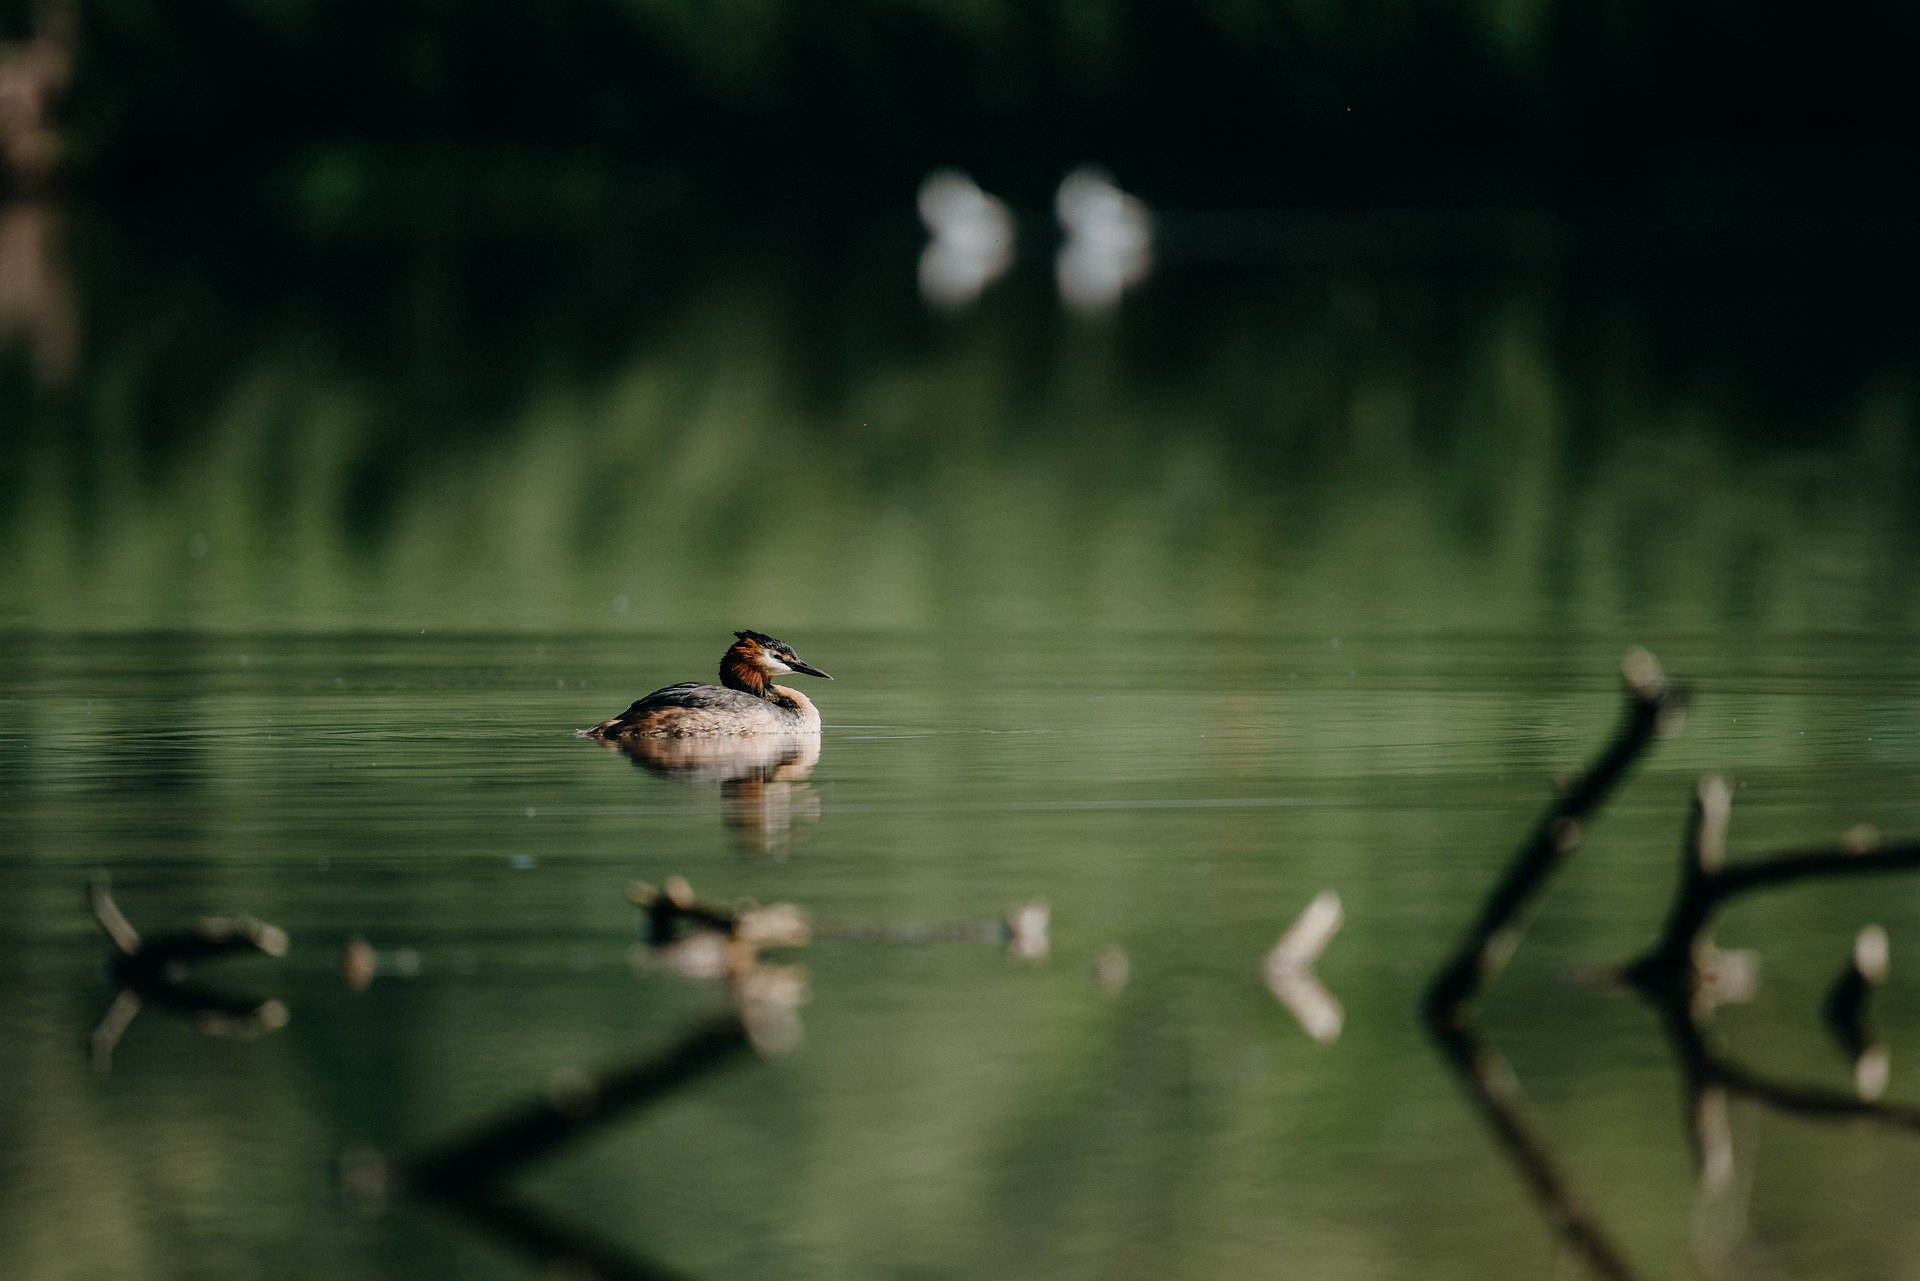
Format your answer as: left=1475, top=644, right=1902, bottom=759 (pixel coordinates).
left=4, top=207, right=1920, bottom=1280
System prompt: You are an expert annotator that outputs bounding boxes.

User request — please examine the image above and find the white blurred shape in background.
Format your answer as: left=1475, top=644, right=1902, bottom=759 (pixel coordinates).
left=1054, top=166, right=1153, bottom=314
left=917, top=168, right=1015, bottom=309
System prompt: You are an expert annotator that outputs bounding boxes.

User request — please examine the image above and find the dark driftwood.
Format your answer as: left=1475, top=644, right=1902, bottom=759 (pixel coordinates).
left=1420, top=652, right=1685, bottom=1279
left=1264, top=890, right=1345, bottom=1043
left=1619, top=782, right=1920, bottom=1167
left=638, top=872, right=1051, bottom=961
left=403, top=1013, right=753, bottom=1281
left=1634, top=960, right=1920, bottom=1203
left=628, top=877, right=741, bottom=944
left=1425, top=653, right=1920, bottom=1281
left=1627, top=783, right=1920, bottom=982
left=628, top=876, right=812, bottom=952
left=86, top=871, right=289, bottom=1072
left=1426, top=650, right=1686, bottom=1023
left=91, top=870, right=289, bottom=969
left=1823, top=926, right=1889, bottom=1092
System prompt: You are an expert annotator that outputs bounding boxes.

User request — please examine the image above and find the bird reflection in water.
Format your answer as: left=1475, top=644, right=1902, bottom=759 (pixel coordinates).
left=598, top=733, right=821, bottom=857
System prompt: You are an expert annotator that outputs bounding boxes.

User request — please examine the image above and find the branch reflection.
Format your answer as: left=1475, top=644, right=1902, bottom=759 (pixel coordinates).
left=1426, top=654, right=1920, bottom=1280
left=403, top=1013, right=755, bottom=1281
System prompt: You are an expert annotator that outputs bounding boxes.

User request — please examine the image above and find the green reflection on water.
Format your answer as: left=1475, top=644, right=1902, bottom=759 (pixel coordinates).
left=2, top=210, right=1920, bottom=1281
left=2, top=208, right=1916, bottom=635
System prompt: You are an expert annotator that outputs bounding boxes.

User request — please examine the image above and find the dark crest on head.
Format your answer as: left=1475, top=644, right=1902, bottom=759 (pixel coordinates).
left=733, top=630, right=791, bottom=654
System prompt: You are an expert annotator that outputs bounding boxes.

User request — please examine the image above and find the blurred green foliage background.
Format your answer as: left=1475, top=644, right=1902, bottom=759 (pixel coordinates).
left=8, top=0, right=1919, bottom=206
left=5, top=5, right=1920, bottom=1280
left=4, top=210, right=1918, bottom=635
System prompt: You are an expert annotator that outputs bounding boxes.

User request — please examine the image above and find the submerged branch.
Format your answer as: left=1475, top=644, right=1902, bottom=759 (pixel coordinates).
left=1426, top=649, right=1686, bottom=1022
left=91, top=870, right=288, bottom=972
left=86, top=871, right=290, bottom=1072
left=1824, top=926, right=1891, bottom=1100
left=628, top=876, right=811, bottom=949
left=89, top=870, right=141, bottom=956
left=1425, top=652, right=1920, bottom=1280
left=1635, top=966, right=1920, bottom=1167
left=1630, top=795, right=1920, bottom=981
left=1622, top=780, right=1920, bottom=1156
left=1264, top=891, right=1345, bottom=1043
left=1420, top=651, right=1685, bottom=1281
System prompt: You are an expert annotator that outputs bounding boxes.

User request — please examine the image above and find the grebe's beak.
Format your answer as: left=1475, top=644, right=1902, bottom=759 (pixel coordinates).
left=787, top=657, right=833, bottom=680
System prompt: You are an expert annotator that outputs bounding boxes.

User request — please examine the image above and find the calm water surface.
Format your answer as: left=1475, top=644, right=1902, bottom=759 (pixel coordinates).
left=6, top=629, right=1920, bottom=1280
left=4, top=210, right=1920, bottom=1279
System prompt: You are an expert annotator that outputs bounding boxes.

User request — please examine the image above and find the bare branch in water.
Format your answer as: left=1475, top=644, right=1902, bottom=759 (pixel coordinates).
left=1001, top=901, right=1051, bottom=962
left=85, top=871, right=289, bottom=1073
left=1825, top=926, right=1891, bottom=1100
left=1415, top=655, right=1681, bottom=1279
left=1426, top=649, right=1687, bottom=1023
left=89, top=870, right=141, bottom=956
left=1622, top=782, right=1920, bottom=1174
left=1633, top=955, right=1920, bottom=1200
left=1264, top=891, right=1344, bottom=1043
left=626, top=874, right=813, bottom=1055
left=629, top=876, right=745, bottom=942
left=1423, top=655, right=1920, bottom=1281
left=1628, top=784, right=1920, bottom=983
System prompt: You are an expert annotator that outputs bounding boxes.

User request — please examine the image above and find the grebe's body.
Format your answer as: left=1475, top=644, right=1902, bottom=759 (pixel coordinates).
left=581, top=631, right=832, bottom=739
left=594, top=685, right=820, bottom=738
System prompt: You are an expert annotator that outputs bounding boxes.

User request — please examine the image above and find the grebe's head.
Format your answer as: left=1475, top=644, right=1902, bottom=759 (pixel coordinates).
left=728, top=630, right=832, bottom=681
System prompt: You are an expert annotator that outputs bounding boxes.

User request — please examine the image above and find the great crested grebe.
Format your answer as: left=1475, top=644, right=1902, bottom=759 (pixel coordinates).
left=580, top=631, right=832, bottom=739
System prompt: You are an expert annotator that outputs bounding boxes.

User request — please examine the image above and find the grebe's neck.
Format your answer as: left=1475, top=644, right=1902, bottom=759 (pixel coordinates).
left=720, top=649, right=773, bottom=699
left=767, top=684, right=819, bottom=726
left=767, top=684, right=814, bottom=711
